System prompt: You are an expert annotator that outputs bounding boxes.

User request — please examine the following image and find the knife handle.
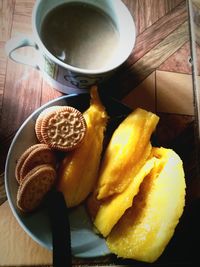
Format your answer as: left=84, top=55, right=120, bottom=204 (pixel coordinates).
left=48, top=190, right=72, bottom=267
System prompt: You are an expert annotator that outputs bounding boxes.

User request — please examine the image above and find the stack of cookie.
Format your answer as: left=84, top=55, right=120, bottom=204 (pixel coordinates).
left=15, top=105, right=87, bottom=212
left=15, top=144, right=57, bottom=212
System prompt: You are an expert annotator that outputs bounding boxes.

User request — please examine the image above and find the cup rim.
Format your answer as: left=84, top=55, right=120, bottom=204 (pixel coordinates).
left=32, top=0, right=136, bottom=75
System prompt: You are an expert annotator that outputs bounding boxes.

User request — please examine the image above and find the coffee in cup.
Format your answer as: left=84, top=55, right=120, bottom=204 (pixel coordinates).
left=41, top=2, right=120, bottom=70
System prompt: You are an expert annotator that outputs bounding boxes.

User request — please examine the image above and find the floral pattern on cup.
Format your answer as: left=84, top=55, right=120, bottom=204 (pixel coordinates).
left=64, top=74, right=105, bottom=89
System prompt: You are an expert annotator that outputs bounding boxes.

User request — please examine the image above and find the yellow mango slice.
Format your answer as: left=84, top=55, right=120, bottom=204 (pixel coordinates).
left=94, top=148, right=155, bottom=237
left=87, top=143, right=152, bottom=222
left=96, top=108, right=159, bottom=199
left=106, top=147, right=186, bottom=263
left=57, top=86, right=108, bottom=207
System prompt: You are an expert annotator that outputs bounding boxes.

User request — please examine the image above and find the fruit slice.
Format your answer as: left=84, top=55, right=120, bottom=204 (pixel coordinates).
left=96, top=108, right=159, bottom=200
left=94, top=149, right=155, bottom=237
left=106, top=147, right=186, bottom=263
left=57, top=86, right=108, bottom=207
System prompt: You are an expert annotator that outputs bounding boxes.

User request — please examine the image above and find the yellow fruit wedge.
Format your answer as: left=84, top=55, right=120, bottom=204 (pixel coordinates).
left=57, top=86, right=108, bottom=207
left=94, top=149, right=155, bottom=237
left=106, top=147, right=186, bottom=263
left=96, top=108, right=159, bottom=200
left=87, top=143, right=152, bottom=222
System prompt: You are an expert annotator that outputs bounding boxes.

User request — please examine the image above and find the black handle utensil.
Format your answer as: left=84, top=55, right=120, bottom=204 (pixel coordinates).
left=48, top=189, right=72, bottom=267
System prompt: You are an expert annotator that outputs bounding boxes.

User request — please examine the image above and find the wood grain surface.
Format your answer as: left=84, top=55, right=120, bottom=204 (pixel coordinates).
left=0, top=0, right=200, bottom=266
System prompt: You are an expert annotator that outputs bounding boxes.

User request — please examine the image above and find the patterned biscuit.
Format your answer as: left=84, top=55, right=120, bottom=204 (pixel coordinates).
left=17, top=164, right=56, bottom=212
left=15, top=144, right=42, bottom=184
left=35, top=106, right=62, bottom=143
left=41, top=106, right=87, bottom=151
left=19, top=144, right=56, bottom=183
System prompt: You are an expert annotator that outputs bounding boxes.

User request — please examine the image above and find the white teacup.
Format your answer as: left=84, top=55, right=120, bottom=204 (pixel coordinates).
left=5, top=0, right=136, bottom=94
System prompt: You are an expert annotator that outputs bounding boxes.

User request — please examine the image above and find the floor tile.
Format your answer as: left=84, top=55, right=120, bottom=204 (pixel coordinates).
left=130, top=1, right=187, bottom=64
left=118, top=21, right=189, bottom=96
left=0, top=0, right=15, bottom=41
left=156, top=70, right=194, bottom=115
left=11, top=14, right=32, bottom=37
left=14, top=0, right=35, bottom=17
left=0, top=201, right=52, bottom=266
left=122, top=72, right=156, bottom=112
left=158, top=42, right=192, bottom=74
left=0, top=42, right=7, bottom=76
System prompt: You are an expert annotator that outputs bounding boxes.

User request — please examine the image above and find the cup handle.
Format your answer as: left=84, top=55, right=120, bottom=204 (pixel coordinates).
left=5, top=35, right=40, bottom=69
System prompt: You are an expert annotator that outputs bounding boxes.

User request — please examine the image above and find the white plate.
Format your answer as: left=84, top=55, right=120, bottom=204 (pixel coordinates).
left=5, top=92, right=131, bottom=258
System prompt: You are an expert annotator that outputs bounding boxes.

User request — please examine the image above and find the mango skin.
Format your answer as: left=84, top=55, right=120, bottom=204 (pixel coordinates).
left=57, top=86, right=108, bottom=207
left=106, top=147, right=186, bottom=263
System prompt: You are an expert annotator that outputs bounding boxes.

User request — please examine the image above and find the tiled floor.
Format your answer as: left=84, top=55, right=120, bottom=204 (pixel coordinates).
left=0, top=201, right=52, bottom=265
left=156, top=71, right=194, bottom=115
left=122, top=72, right=156, bottom=112
left=122, top=70, right=195, bottom=116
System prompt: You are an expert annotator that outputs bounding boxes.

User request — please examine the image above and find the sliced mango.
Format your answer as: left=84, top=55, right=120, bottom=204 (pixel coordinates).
left=94, top=149, right=155, bottom=237
left=96, top=108, right=159, bottom=200
left=106, top=147, right=186, bottom=263
left=57, top=86, right=108, bottom=207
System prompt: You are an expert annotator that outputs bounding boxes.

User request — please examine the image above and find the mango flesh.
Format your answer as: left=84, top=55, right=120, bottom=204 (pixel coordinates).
left=94, top=148, right=155, bottom=237
left=87, top=143, right=152, bottom=222
left=106, top=147, right=186, bottom=263
left=96, top=108, right=159, bottom=200
left=57, top=86, right=108, bottom=207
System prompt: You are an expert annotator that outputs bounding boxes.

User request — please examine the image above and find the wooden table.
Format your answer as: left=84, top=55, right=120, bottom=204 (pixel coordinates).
left=0, top=0, right=200, bottom=266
